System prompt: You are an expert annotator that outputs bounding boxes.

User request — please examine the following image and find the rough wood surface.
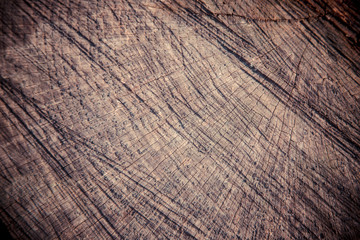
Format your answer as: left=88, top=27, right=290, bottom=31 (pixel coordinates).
left=1, top=0, right=360, bottom=239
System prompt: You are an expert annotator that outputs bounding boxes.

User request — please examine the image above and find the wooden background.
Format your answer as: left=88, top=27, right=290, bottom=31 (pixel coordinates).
left=1, top=0, right=360, bottom=239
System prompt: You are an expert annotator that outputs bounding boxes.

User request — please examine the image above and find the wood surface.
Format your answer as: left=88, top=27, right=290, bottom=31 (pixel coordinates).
left=1, top=0, right=360, bottom=239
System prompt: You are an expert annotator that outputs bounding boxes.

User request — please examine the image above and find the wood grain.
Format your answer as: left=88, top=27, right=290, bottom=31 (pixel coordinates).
left=1, top=0, right=360, bottom=239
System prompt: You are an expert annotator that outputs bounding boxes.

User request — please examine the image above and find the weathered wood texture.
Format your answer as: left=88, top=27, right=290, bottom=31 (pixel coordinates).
left=1, top=0, right=360, bottom=239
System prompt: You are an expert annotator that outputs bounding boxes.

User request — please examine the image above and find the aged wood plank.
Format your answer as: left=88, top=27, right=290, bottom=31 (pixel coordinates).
left=1, top=0, right=360, bottom=239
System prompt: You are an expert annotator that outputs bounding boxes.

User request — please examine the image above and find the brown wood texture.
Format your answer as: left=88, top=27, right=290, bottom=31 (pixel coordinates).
left=1, top=0, right=360, bottom=239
